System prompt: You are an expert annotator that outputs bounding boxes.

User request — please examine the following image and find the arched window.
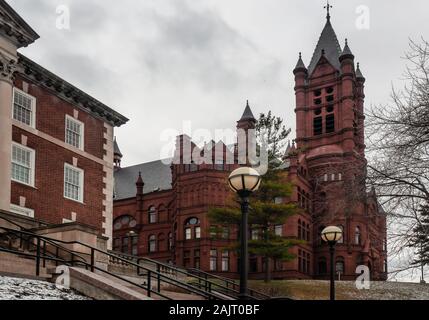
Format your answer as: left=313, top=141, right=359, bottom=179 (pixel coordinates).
left=318, top=257, right=327, bottom=274
left=355, top=226, right=361, bottom=245
left=184, top=217, right=200, bottom=240
left=148, top=206, right=157, bottom=224
left=113, top=215, right=138, bottom=255
left=337, top=225, right=344, bottom=244
left=113, top=215, right=137, bottom=230
left=149, top=235, right=156, bottom=253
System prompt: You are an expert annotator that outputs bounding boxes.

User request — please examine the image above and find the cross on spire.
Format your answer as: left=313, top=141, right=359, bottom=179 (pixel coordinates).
left=324, top=0, right=332, bottom=20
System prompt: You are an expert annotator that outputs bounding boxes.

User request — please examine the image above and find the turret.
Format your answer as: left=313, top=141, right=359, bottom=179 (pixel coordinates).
left=136, top=172, right=144, bottom=226
left=113, top=137, right=122, bottom=170
left=236, top=100, right=257, bottom=165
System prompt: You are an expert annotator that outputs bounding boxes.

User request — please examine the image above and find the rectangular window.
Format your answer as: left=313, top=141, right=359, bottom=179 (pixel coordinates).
left=210, top=249, right=217, bottom=271
left=65, top=115, right=84, bottom=150
left=11, top=143, right=35, bottom=187
left=13, top=88, right=36, bottom=128
left=326, top=114, right=335, bottom=133
left=251, top=229, right=259, bottom=240
left=195, top=226, right=201, bottom=239
left=275, top=225, right=283, bottom=236
left=131, top=236, right=138, bottom=255
left=313, top=116, right=323, bottom=135
left=185, top=227, right=192, bottom=240
left=194, top=249, right=200, bottom=269
left=221, top=251, right=229, bottom=271
left=10, top=204, right=34, bottom=218
left=64, top=164, right=84, bottom=203
left=113, top=238, right=121, bottom=252
left=122, top=237, right=129, bottom=254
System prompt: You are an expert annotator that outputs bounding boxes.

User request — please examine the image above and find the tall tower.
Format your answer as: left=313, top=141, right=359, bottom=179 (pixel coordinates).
left=291, top=7, right=386, bottom=280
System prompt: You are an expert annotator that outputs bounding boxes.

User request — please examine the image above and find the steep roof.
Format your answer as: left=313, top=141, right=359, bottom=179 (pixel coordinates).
left=307, top=18, right=342, bottom=76
left=0, top=0, right=39, bottom=48
left=239, top=101, right=256, bottom=122
left=114, top=159, right=172, bottom=200
left=114, top=138, right=122, bottom=157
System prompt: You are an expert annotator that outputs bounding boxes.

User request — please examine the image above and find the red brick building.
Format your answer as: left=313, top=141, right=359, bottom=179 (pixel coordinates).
left=113, top=12, right=387, bottom=281
left=0, top=0, right=128, bottom=247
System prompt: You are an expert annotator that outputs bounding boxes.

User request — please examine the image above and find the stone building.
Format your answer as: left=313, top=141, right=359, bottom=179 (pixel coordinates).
left=0, top=0, right=128, bottom=248
left=113, top=11, right=387, bottom=280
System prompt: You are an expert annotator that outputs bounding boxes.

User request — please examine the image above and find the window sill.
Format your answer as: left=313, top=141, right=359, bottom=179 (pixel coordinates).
left=11, top=179, right=37, bottom=190
left=64, top=196, right=85, bottom=205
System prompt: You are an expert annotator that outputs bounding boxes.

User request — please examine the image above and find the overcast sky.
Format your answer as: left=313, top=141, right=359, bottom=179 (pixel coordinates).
left=9, top=0, right=429, bottom=168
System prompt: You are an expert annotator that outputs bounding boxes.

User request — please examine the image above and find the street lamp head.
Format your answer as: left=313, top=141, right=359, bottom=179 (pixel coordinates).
left=228, top=167, right=261, bottom=197
left=321, top=226, right=343, bottom=244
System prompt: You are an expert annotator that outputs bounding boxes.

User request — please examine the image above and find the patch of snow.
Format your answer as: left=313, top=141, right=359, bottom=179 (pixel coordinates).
left=0, top=276, right=90, bottom=300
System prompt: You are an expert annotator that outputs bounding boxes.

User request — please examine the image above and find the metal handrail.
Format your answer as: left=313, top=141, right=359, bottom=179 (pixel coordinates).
left=108, top=250, right=270, bottom=300
left=186, top=268, right=271, bottom=299
left=0, top=226, right=221, bottom=300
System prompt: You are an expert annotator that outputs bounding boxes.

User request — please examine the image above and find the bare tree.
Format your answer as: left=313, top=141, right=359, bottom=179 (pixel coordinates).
left=366, top=38, right=429, bottom=281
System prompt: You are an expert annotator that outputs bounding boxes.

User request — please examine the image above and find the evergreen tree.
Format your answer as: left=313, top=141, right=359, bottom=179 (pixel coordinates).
left=209, top=111, right=301, bottom=282
left=409, top=205, right=429, bottom=267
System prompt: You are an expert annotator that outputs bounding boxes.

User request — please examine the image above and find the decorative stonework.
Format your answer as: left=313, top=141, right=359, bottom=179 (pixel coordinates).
left=0, top=52, right=16, bottom=82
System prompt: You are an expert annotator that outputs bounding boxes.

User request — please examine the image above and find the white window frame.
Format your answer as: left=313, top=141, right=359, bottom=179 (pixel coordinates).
left=11, top=142, right=35, bottom=187
left=64, top=163, right=84, bottom=203
left=10, top=204, right=34, bottom=218
left=65, top=115, right=84, bottom=150
left=12, top=88, right=36, bottom=128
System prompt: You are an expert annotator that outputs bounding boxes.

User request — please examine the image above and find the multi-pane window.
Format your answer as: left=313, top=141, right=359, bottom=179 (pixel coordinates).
left=221, top=251, right=230, bottom=271
left=210, top=249, right=217, bottom=271
left=313, top=117, right=323, bottom=135
left=11, top=143, right=35, bottom=186
left=13, top=89, right=35, bottom=127
left=64, top=164, right=83, bottom=202
left=65, top=116, right=84, bottom=150
left=149, top=206, right=157, bottom=223
left=194, top=249, right=200, bottom=269
left=195, top=226, right=201, bottom=239
left=326, top=114, right=335, bottom=133
left=149, top=235, right=156, bottom=252
left=185, top=227, right=192, bottom=240
left=298, top=249, right=310, bottom=274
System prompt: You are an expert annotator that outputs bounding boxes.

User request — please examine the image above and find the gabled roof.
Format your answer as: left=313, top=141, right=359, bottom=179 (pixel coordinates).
left=0, top=0, right=39, bottom=48
left=307, top=18, right=342, bottom=76
left=114, top=159, right=172, bottom=200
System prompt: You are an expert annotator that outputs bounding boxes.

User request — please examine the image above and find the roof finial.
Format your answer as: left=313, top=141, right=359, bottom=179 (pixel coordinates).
left=324, top=0, right=332, bottom=21
left=299, top=52, right=302, bottom=59
left=321, top=49, right=326, bottom=56
left=246, top=99, right=249, bottom=108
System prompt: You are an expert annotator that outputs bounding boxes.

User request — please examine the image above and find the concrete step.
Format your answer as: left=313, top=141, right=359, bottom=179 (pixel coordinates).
left=48, top=267, right=152, bottom=300
left=0, top=251, right=52, bottom=279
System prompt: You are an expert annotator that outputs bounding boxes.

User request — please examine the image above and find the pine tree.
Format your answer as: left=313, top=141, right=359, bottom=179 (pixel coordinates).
left=209, top=111, right=301, bottom=282
left=410, top=205, right=429, bottom=267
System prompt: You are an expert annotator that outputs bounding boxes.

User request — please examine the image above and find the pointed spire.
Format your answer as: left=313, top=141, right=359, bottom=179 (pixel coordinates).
left=340, top=38, right=354, bottom=61
left=356, top=62, right=365, bottom=80
left=136, top=171, right=144, bottom=187
left=239, top=100, right=256, bottom=122
left=294, top=52, right=307, bottom=74
left=307, top=13, right=342, bottom=76
left=114, top=137, right=122, bottom=157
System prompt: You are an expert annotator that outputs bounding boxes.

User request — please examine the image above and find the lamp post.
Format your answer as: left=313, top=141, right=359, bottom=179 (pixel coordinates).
left=321, top=225, right=343, bottom=301
left=228, top=167, right=261, bottom=299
